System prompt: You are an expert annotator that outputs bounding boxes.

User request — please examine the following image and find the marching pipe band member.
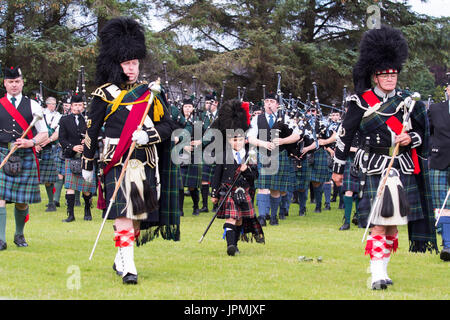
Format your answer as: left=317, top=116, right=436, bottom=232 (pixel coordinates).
left=428, top=77, right=450, bottom=261
left=211, top=99, right=264, bottom=256
left=247, top=92, right=301, bottom=227
left=0, top=66, right=48, bottom=250
left=179, top=98, right=203, bottom=216
left=332, top=25, right=437, bottom=290
left=38, top=96, right=62, bottom=212
left=81, top=17, right=178, bottom=285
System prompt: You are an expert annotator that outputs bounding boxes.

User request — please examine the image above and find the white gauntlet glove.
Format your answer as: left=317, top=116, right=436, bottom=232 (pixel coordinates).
left=132, top=129, right=149, bottom=145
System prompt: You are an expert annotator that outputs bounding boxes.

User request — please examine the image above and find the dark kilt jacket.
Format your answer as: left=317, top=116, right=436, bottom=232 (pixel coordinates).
left=333, top=88, right=438, bottom=253
left=82, top=83, right=180, bottom=243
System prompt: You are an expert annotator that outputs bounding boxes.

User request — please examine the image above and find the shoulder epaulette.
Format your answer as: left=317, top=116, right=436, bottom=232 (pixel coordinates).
left=91, top=83, right=122, bottom=102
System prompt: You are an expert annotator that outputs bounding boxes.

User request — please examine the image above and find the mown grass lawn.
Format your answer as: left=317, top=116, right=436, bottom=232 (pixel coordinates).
left=0, top=186, right=448, bottom=300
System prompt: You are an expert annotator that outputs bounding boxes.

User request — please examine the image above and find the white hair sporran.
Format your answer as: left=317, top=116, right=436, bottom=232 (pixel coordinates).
left=371, top=168, right=409, bottom=226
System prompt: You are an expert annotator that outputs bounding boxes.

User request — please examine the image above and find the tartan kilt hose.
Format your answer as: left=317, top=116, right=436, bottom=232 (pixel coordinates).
left=358, top=171, right=423, bottom=226
left=201, top=163, right=215, bottom=183
left=342, top=156, right=359, bottom=193
left=216, top=185, right=255, bottom=220
left=294, top=158, right=311, bottom=191
left=53, top=144, right=66, bottom=175
left=39, top=146, right=58, bottom=184
left=309, top=147, right=332, bottom=183
left=181, top=163, right=202, bottom=188
left=429, top=168, right=450, bottom=211
left=256, top=150, right=296, bottom=192
left=0, top=146, right=41, bottom=204
left=64, top=159, right=96, bottom=193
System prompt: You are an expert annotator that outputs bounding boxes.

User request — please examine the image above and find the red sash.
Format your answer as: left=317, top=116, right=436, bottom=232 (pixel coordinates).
left=97, top=90, right=151, bottom=209
left=361, top=90, right=420, bottom=174
left=0, top=95, right=40, bottom=179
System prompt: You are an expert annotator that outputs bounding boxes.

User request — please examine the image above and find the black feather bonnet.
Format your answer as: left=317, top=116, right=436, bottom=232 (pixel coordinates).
left=353, top=25, right=408, bottom=95
left=95, top=17, right=147, bottom=86
left=212, top=99, right=250, bottom=138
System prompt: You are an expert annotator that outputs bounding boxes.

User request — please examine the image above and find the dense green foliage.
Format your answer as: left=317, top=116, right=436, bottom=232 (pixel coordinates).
left=0, top=0, right=448, bottom=105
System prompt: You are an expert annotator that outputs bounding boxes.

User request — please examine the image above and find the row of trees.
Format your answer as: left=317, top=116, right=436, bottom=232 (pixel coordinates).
left=0, top=0, right=448, bottom=107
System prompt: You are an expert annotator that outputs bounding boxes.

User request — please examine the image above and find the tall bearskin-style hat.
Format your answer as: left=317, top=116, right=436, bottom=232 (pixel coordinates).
left=95, top=17, right=147, bottom=86
left=212, top=99, right=250, bottom=138
left=353, top=25, right=408, bottom=95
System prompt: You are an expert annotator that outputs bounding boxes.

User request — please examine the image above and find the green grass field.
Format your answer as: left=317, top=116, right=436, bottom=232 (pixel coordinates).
left=0, top=186, right=448, bottom=300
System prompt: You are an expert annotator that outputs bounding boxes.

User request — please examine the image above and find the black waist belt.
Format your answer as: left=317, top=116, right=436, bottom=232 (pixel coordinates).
left=369, top=146, right=408, bottom=156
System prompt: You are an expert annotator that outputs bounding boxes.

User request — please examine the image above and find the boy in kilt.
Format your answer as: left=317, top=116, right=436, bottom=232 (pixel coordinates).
left=247, top=93, right=301, bottom=226
left=0, top=66, right=48, bottom=250
left=211, top=99, right=264, bottom=256
left=81, top=17, right=179, bottom=285
left=428, top=79, right=450, bottom=261
left=38, top=96, right=62, bottom=212
left=332, top=25, right=438, bottom=290
left=59, top=94, right=96, bottom=222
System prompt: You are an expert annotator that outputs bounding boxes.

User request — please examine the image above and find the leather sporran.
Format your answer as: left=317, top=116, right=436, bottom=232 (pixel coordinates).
left=3, top=155, right=22, bottom=177
left=69, top=158, right=82, bottom=175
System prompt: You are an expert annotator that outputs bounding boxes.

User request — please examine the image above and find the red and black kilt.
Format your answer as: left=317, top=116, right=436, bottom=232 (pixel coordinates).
left=64, top=158, right=96, bottom=193
left=216, top=185, right=255, bottom=220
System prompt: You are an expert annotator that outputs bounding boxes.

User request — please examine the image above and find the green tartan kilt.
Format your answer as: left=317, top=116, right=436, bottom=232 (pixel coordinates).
left=39, top=146, right=58, bottom=184
left=309, top=148, right=332, bottom=183
left=181, top=163, right=202, bottom=188
left=294, top=158, right=311, bottom=191
left=64, top=159, right=96, bottom=193
left=0, top=146, right=41, bottom=204
left=342, top=156, right=359, bottom=193
left=201, top=163, right=215, bottom=183
left=429, top=168, right=450, bottom=211
left=53, top=144, right=65, bottom=175
left=256, top=150, right=296, bottom=192
left=358, top=170, right=423, bottom=227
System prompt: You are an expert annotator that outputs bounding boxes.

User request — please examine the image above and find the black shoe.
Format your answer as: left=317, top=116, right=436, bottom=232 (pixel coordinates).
left=14, top=234, right=28, bottom=247
left=199, top=206, right=209, bottom=213
left=331, top=197, right=337, bottom=202
left=192, top=208, right=200, bottom=216
left=352, top=215, right=359, bottom=226
left=84, top=214, right=92, bottom=221
left=0, top=240, right=7, bottom=251
left=440, top=248, right=450, bottom=261
left=45, top=203, right=57, bottom=212
left=113, top=263, right=123, bottom=277
left=339, top=223, right=350, bottom=231
left=338, top=203, right=345, bottom=210
left=258, top=216, right=266, bottom=227
left=279, top=213, right=286, bottom=220
left=54, top=201, right=60, bottom=207
left=372, top=280, right=387, bottom=290
left=299, top=207, right=306, bottom=216
left=269, top=217, right=279, bottom=226
left=84, top=206, right=92, bottom=221
left=227, top=245, right=237, bottom=256
left=62, top=215, right=75, bottom=223
left=122, top=273, right=138, bottom=285
left=314, top=207, right=321, bottom=213
left=324, top=203, right=331, bottom=210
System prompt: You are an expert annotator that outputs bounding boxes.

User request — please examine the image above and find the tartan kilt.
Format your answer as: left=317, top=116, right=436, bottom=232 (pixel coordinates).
left=255, top=150, right=296, bottom=192
left=309, top=148, right=332, bottom=183
left=216, top=185, right=255, bottom=220
left=53, top=144, right=65, bottom=175
left=39, top=147, right=58, bottom=184
left=181, top=163, right=202, bottom=188
left=201, top=163, right=215, bottom=183
left=294, top=158, right=311, bottom=191
left=342, top=156, right=359, bottom=193
left=358, top=170, right=423, bottom=226
left=429, top=168, right=450, bottom=211
left=64, top=159, right=96, bottom=193
left=0, top=146, right=41, bottom=204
